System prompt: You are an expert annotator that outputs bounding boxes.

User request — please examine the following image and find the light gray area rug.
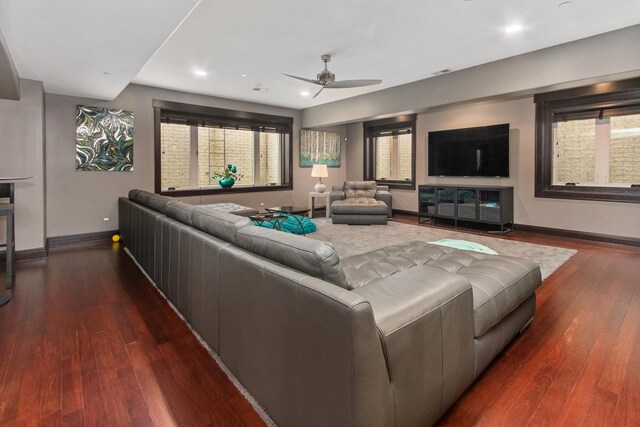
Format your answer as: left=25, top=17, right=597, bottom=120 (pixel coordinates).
left=311, top=218, right=576, bottom=280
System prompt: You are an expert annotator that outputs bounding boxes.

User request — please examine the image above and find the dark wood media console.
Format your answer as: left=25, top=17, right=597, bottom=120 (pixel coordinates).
left=418, top=185, right=513, bottom=233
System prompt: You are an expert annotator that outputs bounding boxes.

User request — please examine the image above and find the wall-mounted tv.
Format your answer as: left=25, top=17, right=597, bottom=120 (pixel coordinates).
left=428, top=123, right=510, bottom=177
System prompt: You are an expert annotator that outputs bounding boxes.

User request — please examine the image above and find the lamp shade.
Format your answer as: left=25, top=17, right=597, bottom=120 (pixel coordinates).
left=311, top=164, right=328, bottom=178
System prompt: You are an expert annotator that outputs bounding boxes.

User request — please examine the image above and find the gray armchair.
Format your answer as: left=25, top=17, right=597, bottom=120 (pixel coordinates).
left=330, top=181, right=392, bottom=224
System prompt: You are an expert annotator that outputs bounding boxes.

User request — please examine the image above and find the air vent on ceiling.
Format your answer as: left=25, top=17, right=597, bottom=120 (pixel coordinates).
left=432, top=69, right=453, bottom=76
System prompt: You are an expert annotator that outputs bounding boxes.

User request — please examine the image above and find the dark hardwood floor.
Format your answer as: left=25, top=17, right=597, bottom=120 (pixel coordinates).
left=1, top=216, right=638, bottom=426
left=0, top=242, right=265, bottom=427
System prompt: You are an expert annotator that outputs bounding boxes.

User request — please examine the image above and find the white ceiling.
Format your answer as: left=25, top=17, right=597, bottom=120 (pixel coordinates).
left=0, top=0, right=200, bottom=100
left=1, top=0, right=639, bottom=108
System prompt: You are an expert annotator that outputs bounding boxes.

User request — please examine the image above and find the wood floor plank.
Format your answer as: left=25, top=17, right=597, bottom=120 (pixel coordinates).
left=110, top=301, right=137, bottom=345
left=610, top=322, right=640, bottom=427
left=15, top=334, right=47, bottom=425
left=39, top=335, right=62, bottom=417
left=91, top=331, right=132, bottom=427
left=126, top=340, right=178, bottom=427
left=0, top=322, right=35, bottom=424
left=116, top=364, right=155, bottom=427
left=61, top=408, right=85, bottom=427
left=60, top=357, right=82, bottom=416
left=598, top=283, right=640, bottom=395
left=79, top=368, right=106, bottom=427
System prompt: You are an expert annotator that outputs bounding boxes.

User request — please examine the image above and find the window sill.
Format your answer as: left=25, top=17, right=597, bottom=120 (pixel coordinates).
left=535, top=184, right=640, bottom=203
left=375, top=180, right=415, bottom=190
left=160, top=185, right=292, bottom=197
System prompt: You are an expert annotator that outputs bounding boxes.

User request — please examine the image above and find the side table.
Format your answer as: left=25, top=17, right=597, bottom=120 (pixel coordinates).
left=250, top=213, right=288, bottom=231
left=308, top=192, right=331, bottom=219
left=266, top=206, right=311, bottom=236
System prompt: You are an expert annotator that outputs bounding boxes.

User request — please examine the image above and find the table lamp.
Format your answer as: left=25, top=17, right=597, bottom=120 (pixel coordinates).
left=311, top=164, right=328, bottom=193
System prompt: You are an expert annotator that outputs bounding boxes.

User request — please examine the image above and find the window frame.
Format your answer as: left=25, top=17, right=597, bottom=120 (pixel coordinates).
left=534, top=78, right=640, bottom=203
left=153, top=100, right=293, bottom=196
left=363, top=114, right=417, bottom=190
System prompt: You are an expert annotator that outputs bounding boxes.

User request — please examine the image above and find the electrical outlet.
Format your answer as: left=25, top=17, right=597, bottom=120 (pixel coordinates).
left=103, top=217, right=110, bottom=222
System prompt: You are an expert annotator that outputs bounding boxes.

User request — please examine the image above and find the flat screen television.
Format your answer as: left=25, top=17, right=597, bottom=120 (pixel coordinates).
left=428, top=123, right=510, bottom=177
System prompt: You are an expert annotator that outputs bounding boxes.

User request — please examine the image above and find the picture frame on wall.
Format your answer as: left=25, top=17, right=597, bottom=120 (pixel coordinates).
left=299, top=129, right=341, bottom=167
left=75, top=105, right=134, bottom=171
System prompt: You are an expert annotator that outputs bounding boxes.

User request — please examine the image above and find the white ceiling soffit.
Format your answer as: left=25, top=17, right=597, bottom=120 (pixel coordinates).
left=0, top=0, right=201, bottom=100
left=133, top=0, right=640, bottom=109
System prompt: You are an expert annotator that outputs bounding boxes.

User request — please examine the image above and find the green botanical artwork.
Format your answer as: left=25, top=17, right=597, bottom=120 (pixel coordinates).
left=76, top=105, right=134, bottom=171
left=300, top=129, right=341, bottom=167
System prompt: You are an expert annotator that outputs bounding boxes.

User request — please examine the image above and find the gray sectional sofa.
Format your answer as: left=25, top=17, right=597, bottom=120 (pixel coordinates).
left=119, top=189, right=542, bottom=427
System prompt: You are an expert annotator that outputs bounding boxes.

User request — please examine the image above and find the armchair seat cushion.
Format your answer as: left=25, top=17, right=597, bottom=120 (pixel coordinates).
left=331, top=198, right=388, bottom=215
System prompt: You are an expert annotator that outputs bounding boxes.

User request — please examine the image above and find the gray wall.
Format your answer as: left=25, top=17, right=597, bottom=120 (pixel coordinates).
left=346, top=96, right=640, bottom=239
left=45, top=84, right=346, bottom=238
left=0, top=79, right=46, bottom=251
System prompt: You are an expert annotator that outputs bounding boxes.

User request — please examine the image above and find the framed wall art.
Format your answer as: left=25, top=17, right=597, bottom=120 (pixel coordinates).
left=76, top=105, right=134, bottom=171
left=300, top=129, right=341, bottom=167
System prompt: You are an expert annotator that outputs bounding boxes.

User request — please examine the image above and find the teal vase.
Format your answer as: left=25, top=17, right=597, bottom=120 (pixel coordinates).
left=219, top=177, right=235, bottom=188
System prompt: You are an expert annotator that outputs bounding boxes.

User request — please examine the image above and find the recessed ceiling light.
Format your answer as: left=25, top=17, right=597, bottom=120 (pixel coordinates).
left=194, top=70, right=208, bottom=77
left=102, top=71, right=111, bottom=75
left=240, top=74, right=247, bottom=77
left=505, top=24, right=524, bottom=34
left=558, top=1, right=572, bottom=6
left=300, top=91, right=310, bottom=97
left=252, top=84, right=268, bottom=92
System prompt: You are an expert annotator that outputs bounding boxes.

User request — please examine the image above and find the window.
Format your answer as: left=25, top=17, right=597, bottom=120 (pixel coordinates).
left=363, top=114, right=416, bottom=189
left=553, top=114, right=640, bottom=186
left=154, top=100, right=293, bottom=196
left=535, top=78, right=640, bottom=203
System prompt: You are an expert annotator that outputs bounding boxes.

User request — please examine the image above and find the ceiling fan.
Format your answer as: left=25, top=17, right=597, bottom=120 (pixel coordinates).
left=283, top=54, right=382, bottom=98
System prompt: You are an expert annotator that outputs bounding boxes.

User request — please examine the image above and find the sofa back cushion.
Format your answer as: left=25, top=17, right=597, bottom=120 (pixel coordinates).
left=128, top=189, right=143, bottom=202
left=344, top=181, right=377, bottom=199
left=191, top=206, right=251, bottom=245
left=166, top=201, right=195, bottom=226
left=128, top=189, right=174, bottom=215
left=147, top=194, right=173, bottom=214
left=236, top=226, right=348, bottom=289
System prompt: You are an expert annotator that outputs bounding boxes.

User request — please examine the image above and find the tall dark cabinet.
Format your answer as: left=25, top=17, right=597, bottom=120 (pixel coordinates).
left=418, top=185, right=513, bottom=233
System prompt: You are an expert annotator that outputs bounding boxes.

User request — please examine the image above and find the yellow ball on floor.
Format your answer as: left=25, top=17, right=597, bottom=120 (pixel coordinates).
left=112, top=234, right=120, bottom=242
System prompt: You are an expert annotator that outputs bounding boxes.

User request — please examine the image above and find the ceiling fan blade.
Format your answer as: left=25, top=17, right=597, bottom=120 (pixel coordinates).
left=312, top=86, right=325, bottom=99
left=326, top=79, right=382, bottom=88
left=282, top=73, right=323, bottom=86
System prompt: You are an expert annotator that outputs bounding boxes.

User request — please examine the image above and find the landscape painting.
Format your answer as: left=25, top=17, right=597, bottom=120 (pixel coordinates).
left=300, top=129, right=341, bottom=167
left=75, top=105, right=134, bottom=171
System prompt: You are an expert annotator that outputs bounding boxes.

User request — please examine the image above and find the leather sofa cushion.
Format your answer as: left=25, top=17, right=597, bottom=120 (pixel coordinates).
left=236, top=225, right=348, bottom=289
left=342, top=241, right=541, bottom=337
left=128, top=189, right=143, bottom=201
left=147, top=194, right=173, bottom=214
left=344, top=181, right=377, bottom=198
left=191, top=206, right=251, bottom=244
left=199, top=202, right=259, bottom=217
left=166, top=201, right=195, bottom=226
left=331, top=198, right=388, bottom=215
left=127, top=189, right=173, bottom=214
